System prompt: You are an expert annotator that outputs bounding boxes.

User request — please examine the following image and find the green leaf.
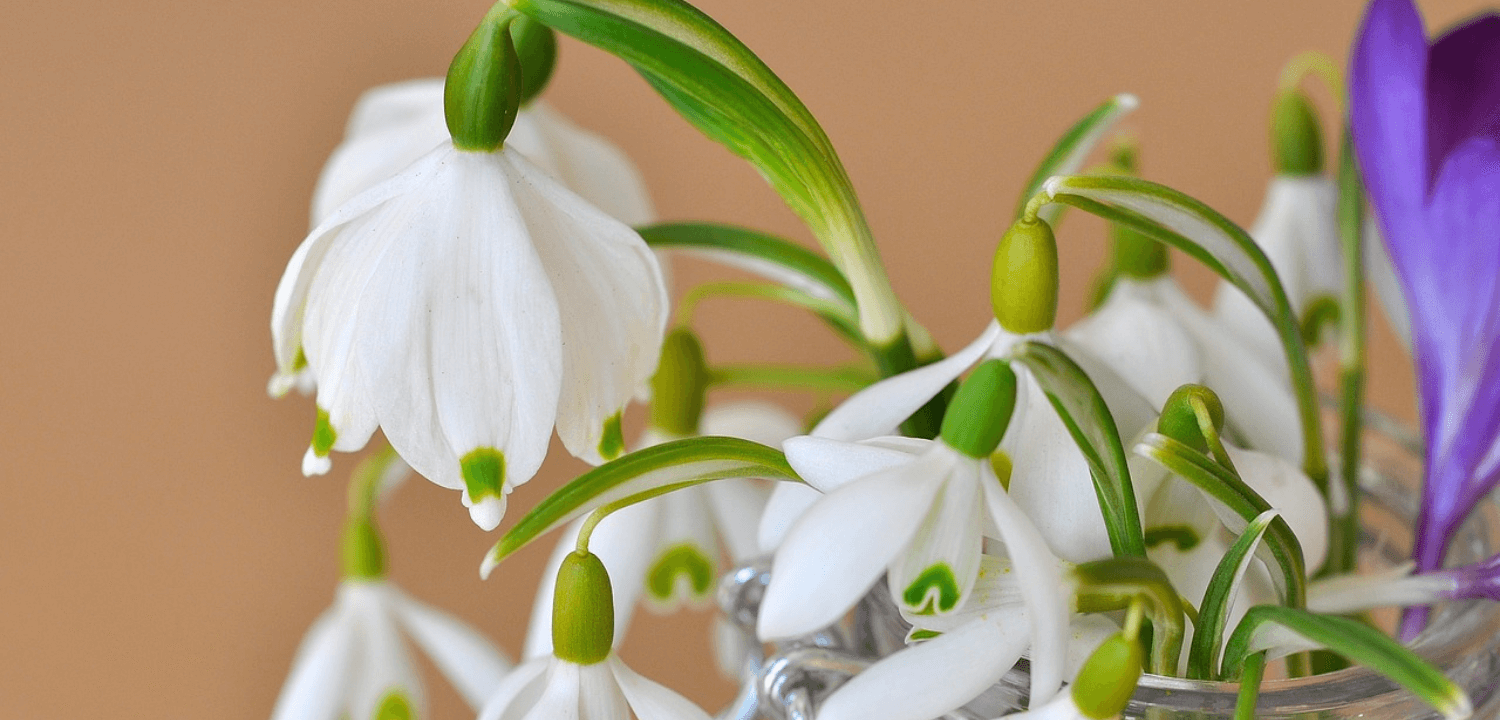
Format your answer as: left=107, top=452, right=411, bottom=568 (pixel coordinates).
left=1015, top=93, right=1140, bottom=225
left=1073, top=557, right=1186, bottom=675
left=1038, top=175, right=1326, bottom=486
left=1008, top=340, right=1146, bottom=558
left=1222, top=606, right=1471, bottom=719
left=513, top=0, right=904, bottom=344
left=639, top=223, right=855, bottom=309
left=481, top=437, right=801, bottom=577
left=1134, top=433, right=1306, bottom=611
left=1188, top=509, right=1279, bottom=679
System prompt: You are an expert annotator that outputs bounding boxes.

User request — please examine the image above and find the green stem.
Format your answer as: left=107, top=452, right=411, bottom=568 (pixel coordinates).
left=708, top=363, right=876, bottom=394
left=1074, top=558, right=1187, bottom=676
left=1233, top=652, right=1267, bottom=720
left=1323, top=130, right=1367, bottom=580
left=1277, top=51, right=1344, bottom=100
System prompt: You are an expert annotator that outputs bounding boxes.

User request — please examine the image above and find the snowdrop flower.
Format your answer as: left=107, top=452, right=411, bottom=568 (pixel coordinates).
left=1350, top=0, right=1500, bottom=580
left=270, top=12, right=669, bottom=529
left=1212, top=88, right=1344, bottom=368
left=761, top=360, right=1074, bottom=705
left=481, top=550, right=709, bottom=720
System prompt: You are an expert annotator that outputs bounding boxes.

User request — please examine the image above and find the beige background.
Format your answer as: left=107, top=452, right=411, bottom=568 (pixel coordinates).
left=0, top=0, right=1477, bottom=718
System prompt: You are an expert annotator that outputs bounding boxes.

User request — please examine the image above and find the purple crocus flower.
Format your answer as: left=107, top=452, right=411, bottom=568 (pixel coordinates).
left=1350, top=0, right=1500, bottom=582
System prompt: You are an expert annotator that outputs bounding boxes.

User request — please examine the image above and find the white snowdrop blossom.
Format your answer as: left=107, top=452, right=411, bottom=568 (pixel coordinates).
left=271, top=139, right=669, bottom=530
left=522, top=401, right=801, bottom=660
left=1212, top=176, right=1344, bottom=367
left=477, top=653, right=709, bottom=720
left=270, top=580, right=511, bottom=720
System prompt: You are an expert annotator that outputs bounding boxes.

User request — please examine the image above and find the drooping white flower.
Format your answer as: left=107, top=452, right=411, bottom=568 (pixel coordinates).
left=477, top=654, right=709, bottom=720
left=271, top=140, right=669, bottom=529
left=270, top=580, right=511, bottom=720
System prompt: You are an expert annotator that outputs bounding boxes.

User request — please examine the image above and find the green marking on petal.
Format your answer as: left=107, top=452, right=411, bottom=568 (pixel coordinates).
left=990, top=450, right=1014, bottom=491
left=647, top=544, right=715, bottom=602
left=903, top=563, right=961, bottom=614
left=908, top=629, right=943, bottom=642
left=461, top=448, right=506, bottom=504
left=375, top=690, right=414, bottom=720
left=598, top=412, right=625, bottom=461
left=1144, top=525, right=1202, bottom=552
left=312, top=408, right=337, bottom=457
left=291, top=346, right=308, bottom=372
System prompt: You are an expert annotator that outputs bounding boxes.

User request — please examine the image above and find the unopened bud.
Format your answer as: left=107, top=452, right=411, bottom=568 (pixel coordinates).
left=650, top=327, right=710, bottom=437
left=1157, top=384, right=1225, bottom=453
left=1271, top=89, right=1323, bottom=176
left=991, top=218, right=1059, bottom=334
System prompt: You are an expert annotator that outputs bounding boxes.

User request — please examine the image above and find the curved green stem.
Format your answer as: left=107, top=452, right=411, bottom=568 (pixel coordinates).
left=1278, top=51, right=1345, bottom=101
left=1074, top=558, right=1187, bottom=675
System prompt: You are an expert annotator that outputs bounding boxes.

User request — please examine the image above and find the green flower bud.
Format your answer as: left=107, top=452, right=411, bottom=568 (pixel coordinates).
left=341, top=517, right=386, bottom=580
left=445, top=8, right=523, bottom=152
left=552, top=551, right=615, bottom=665
left=1271, top=89, right=1323, bottom=176
left=1157, top=384, right=1225, bottom=454
left=1071, top=633, right=1145, bottom=719
left=940, top=360, right=1019, bottom=459
left=510, top=15, right=558, bottom=106
left=991, top=218, right=1059, bottom=334
left=649, top=327, right=710, bottom=437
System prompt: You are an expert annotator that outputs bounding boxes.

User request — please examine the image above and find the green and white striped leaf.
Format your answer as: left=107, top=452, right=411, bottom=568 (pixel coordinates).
left=1008, top=340, right=1145, bottom=558
left=1134, top=433, right=1306, bottom=610
left=481, top=437, right=801, bottom=577
left=1040, top=176, right=1324, bottom=482
left=513, top=0, right=903, bottom=344
left=1015, top=94, right=1140, bottom=225
left=1188, top=509, right=1279, bottom=680
left=1222, top=606, right=1471, bottom=719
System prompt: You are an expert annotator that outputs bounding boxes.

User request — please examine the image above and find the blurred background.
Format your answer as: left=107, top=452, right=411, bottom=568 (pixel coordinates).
left=0, top=0, right=1479, bottom=717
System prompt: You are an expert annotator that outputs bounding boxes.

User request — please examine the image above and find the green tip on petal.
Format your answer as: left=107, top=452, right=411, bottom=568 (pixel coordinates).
left=1071, top=633, right=1145, bottom=719
left=1157, top=384, right=1225, bottom=454
left=291, top=346, right=309, bottom=372
left=312, top=408, right=338, bottom=458
left=649, top=327, right=710, bottom=437
left=902, top=564, right=961, bottom=615
left=461, top=447, right=506, bottom=507
left=908, top=629, right=943, bottom=642
left=990, top=450, right=1014, bottom=491
left=940, top=359, right=1019, bottom=458
left=991, top=218, right=1059, bottom=334
left=1271, top=89, right=1323, bottom=176
left=374, top=690, right=414, bottom=720
left=598, top=412, right=625, bottom=461
left=445, top=7, right=523, bottom=152
left=342, top=517, right=387, bottom=580
left=510, top=15, right=557, bottom=106
left=552, top=551, right=615, bottom=665
left=646, top=544, right=716, bottom=603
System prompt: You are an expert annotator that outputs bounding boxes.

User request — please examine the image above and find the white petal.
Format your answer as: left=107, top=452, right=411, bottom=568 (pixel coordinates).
left=477, top=657, right=551, bottom=720
left=819, top=611, right=1030, bottom=720
left=610, top=656, right=712, bottom=720
left=1063, top=614, right=1121, bottom=680
left=342, top=583, right=425, bottom=720
left=389, top=589, right=512, bottom=710
left=712, top=615, right=752, bottom=680
left=702, top=478, right=770, bottom=562
left=998, top=693, right=1089, bottom=720
left=888, top=458, right=985, bottom=616
left=507, top=149, right=668, bottom=465
left=644, top=489, right=720, bottom=609
left=523, top=502, right=659, bottom=659
left=1064, top=279, right=1204, bottom=408
left=311, top=81, right=449, bottom=225
left=756, top=481, right=823, bottom=553
left=1004, top=373, right=1114, bottom=563
left=343, top=78, right=445, bottom=139
left=1052, top=335, right=1162, bottom=439
left=1154, top=279, right=1303, bottom=463
left=782, top=435, right=927, bottom=493
left=699, top=401, right=803, bottom=447
left=980, top=468, right=1069, bottom=705
left=519, top=661, right=583, bottom=720
left=269, top=604, right=357, bottom=720
left=1224, top=445, right=1329, bottom=573
left=525, top=103, right=656, bottom=226
left=813, top=322, right=1002, bottom=441
left=576, top=661, right=630, bottom=720
left=758, top=451, right=950, bottom=640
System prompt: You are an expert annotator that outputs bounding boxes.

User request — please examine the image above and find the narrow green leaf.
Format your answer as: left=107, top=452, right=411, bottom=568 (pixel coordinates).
left=1233, top=652, right=1267, bottom=720
left=1189, top=509, right=1279, bottom=679
left=1039, top=175, right=1326, bottom=487
left=482, top=437, right=801, bottom=576
left=1134, top=433, right=1306, bottom=610
left=1008, top=340, right=1145, bottom=558
left=1015, top=94, right=1140, bottom=225
left=637, top=222, right=857, bottom=315
left=1222, top=606, right=1471, bottom=719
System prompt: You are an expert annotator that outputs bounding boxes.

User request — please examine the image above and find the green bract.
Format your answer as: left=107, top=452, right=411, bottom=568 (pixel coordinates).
left=939, top=360, right=1018, bottom=459
left=552, top=551, right=615, bottom=664
left=1271, top=89, right=1324, bottom=176
left=991, top=219, right=1059, bottom=334
left=510, top=14, right=558, bottom=105
left=445, top=7, right=523, bottom=152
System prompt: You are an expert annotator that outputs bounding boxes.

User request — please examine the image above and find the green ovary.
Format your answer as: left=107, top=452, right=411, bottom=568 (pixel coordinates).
left=647, top=544, right=715, bottom=602
left=374, top=690, right=414, bottom=720
left=903, top=563, right=961, bottom=614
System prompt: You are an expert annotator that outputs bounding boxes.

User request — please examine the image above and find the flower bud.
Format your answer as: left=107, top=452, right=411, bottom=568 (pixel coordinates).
left=991, top=218, right=1059, bottom=334
left=1071, top=633, right=1144, bottom=719
left=1157, top=384, right=1225, bottom=454
left=650, top=327, right=710, bottom=437
left=1271, top=89, right=1323, bottom=176
left=445, top=8, right=523, bottom=152
left=552, top=551, right=615, bottom=665
left=510, top=15, right=557, bottom=106
left=341, top=517, right=386, bottom=580
left=940, top=359, right=1019, bottom=458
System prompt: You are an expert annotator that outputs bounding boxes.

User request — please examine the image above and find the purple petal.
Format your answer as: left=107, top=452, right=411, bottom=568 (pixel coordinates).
left=1426, top=14, right=1500, bottom=179
left=1351, top=0, right=1431, bottom=236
